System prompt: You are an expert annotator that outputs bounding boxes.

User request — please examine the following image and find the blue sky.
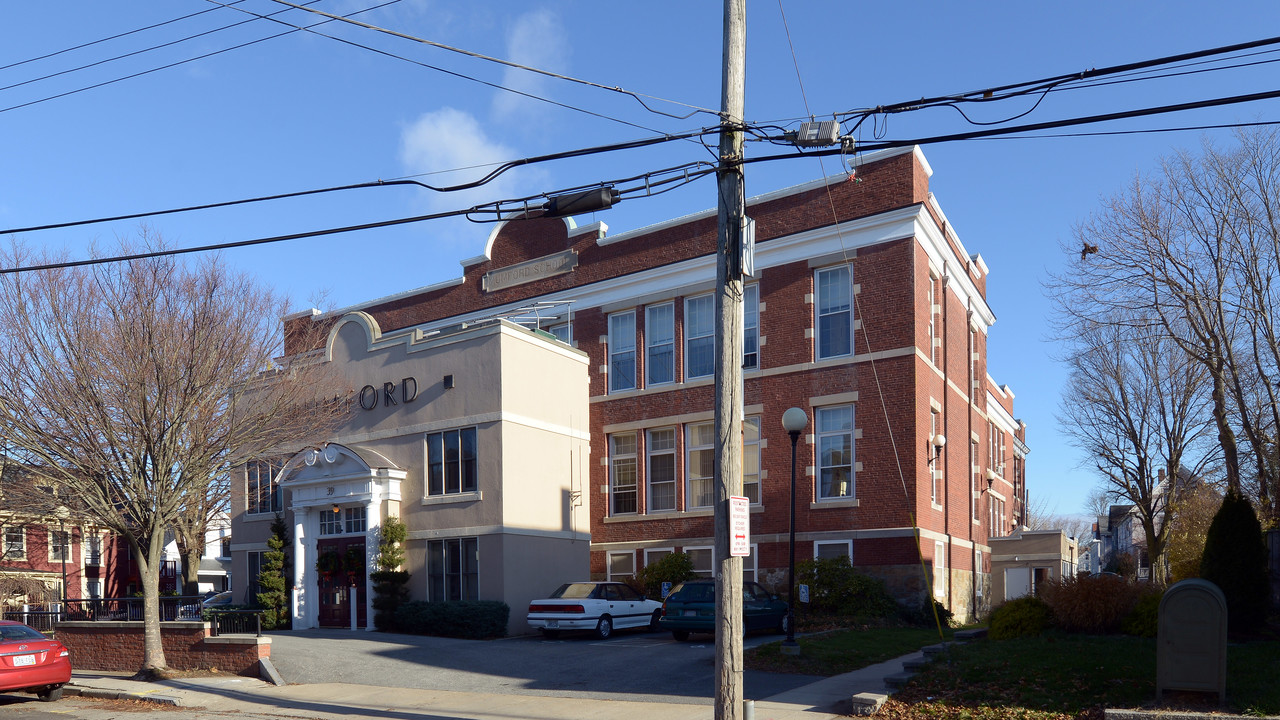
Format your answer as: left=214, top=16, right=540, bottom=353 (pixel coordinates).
left=4, top=1, right=1280, bottom=522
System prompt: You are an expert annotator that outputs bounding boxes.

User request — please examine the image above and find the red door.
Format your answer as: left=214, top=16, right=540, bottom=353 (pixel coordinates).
left=317, top=538, right=367, bottom=628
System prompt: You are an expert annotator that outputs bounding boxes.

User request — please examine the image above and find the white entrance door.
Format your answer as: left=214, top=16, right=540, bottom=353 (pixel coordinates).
left=1005, top=567, right=1031, bottom=600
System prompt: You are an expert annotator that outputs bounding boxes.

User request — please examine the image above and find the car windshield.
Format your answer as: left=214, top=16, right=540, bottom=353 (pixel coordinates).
left=0, top=625, right=47, bottom=642
left=548, top=583, right=598, bottom=599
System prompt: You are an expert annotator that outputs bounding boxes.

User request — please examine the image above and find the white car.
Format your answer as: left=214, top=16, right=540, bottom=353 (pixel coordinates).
left=527, top=582, right=664, bottom=639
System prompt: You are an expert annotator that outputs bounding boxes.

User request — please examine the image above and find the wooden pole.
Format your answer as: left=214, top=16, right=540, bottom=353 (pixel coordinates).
left=714, top=0, right=746, bottom=718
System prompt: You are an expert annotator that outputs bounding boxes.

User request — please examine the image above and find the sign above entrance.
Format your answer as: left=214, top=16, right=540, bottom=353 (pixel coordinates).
left=483, top=250, right=578, bottom=293
left=358, top=377, right=418, bottom=411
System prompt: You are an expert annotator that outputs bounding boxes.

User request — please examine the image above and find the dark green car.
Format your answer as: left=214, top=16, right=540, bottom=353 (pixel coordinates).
left=658, top=579, right=789, bottom=641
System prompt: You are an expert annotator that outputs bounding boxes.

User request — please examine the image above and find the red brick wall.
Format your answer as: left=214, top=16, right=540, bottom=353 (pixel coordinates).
left=57, top=623, right=268, bottom=676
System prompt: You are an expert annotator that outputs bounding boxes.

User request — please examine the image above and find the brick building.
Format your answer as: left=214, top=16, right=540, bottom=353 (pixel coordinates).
left=234, top=145, right=1027, bottom=627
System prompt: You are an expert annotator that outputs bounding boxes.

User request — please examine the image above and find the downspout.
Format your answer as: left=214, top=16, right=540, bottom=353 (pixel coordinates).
left=940, top=264, right=952, bottom=613
left=967, top=298, right=977, bottom=617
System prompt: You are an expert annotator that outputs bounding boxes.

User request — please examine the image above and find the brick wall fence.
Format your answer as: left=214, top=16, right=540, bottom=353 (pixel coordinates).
left=55, top=621, right=270, bottom=676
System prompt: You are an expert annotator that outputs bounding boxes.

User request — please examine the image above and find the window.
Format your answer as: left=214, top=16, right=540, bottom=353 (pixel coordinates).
left=816, top=265, right=852, bottom=359
left=547, top=322, right=572, bottom=345
left=247, top=551, right=264, bottom=602
left=3, top=527, right=24, bottom=560
left=975, top=548, right=984, bottom=598
left=427, top=537, right=478, bottom=602
left=345, top=507, right=367, bottom=534
left=686, top=422, right=715, bottom=509
left=817, top=405, right=854, bottom=499
left=933, top=541, right=946, bottom=598
left=744, top=284, right=759, bottom=370
left=608, top=311, right=636, bottom=392
left=930, top=410, right=941, bottom=505
left=685, top=295, right=715, bottom=379
left=85, top=535, right=101, bottom=566
left=685, top=547, right=714, bottom=577
left=928, top=274, right=939, bottom=365
left=815, top=540, right=852, bottom=561
left=743, top=416, right=761, bottom=504
left=646, top=428, right=677, bottom=512
left=608, top=551, right=635, bottom=581
left=319, top=509, right=342, bottom=536
left=426, top=427, right=478, bottom=496
left=743, top=545, right=758, bottom=583
left=49, top=529, right=70, bottom=562
left=247, top=460, right=283, bottom=515
left=220, top=536, right=232, bottom=558
left=87, top=578, right=102, bottom=599
left=972, top=439, right=981, bottom=522
left=646, top=303, right=674, bottom=386
left=610, top=433, right=638, bottom=515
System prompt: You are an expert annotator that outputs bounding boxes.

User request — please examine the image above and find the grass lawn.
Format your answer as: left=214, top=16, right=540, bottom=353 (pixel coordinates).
left=746, top=628, right=1280, bottom=720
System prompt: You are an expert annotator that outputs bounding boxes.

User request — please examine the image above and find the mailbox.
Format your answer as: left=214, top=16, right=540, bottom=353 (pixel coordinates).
left=1157, top=579, right=1226, bottom=704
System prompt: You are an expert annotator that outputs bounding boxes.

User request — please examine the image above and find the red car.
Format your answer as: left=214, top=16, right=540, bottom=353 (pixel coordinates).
left=0, top=621, right=71, bottom=702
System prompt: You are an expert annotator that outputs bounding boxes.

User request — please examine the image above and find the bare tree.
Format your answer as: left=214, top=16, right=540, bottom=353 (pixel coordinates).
left=1021, top=494, right=1090, bottom=539
left=1053, top=316, right=1217, bottom=584
left=0, top=237, right=349, bottom=676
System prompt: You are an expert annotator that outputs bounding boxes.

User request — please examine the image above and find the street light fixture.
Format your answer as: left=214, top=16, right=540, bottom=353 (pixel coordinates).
left=780, top=407, right=808, bottom=655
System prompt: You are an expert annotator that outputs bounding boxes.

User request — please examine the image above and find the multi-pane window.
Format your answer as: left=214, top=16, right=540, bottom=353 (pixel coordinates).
left=247, top=460, right=283, bottom=515
left=930, top=411, right=941, bottom=505
left=49, top=530, right=70, bottom=562
left=972, top=439, right=981, bottom=522
left=816, top=265, right=852, bottom=359
left=817, top=405, right=854, bottom=499
left=609, top=311, right=637, bottom=392
left=427, top=537, right=478, bottom=602
left=646, top=428, right=677, bottom=512
left=928, top=274, right=939, bottom=366
left=933, top=541, right=946, bottom=598
left=3, top=527, right=24, bottom=560
left=547, top=322, right=572, bottom=345
left=815, top=540, right=852, bottom=561
left=646, top=303, right=675, bottom=386
left=686, top=547, right=713, bottom=577
left=685, top=295, right=715, bottom=378
left=608, top=551, right=635, bottom=581
left=87, top=578, right=102, bottom=599
left=743, top=545, right=758, bottom=582
left=427, top=427, right=478, bottom=496
left=344, top=507, right=367, bottom=534
left=686, top=422, right=715, bottom=509
left=743, top=416, right=761, bottom=503
left=610, top=433, right=638, bottom=515
left=220, top=537, right=232, bottom=558
left=975, top=548, right=984, bottom=598
left=85, top=535, right=101, bottom=566
left=320, top=509, right=342, bottom=536
left=744, top=284, right=759, bottom=370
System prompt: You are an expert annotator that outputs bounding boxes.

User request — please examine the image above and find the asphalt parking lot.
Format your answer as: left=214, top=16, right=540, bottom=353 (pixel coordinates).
left=268, top=626, right=823, bottom=703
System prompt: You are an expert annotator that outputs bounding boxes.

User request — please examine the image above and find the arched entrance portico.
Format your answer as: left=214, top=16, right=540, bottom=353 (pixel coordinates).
left=281, top=443, right=404, bottom=630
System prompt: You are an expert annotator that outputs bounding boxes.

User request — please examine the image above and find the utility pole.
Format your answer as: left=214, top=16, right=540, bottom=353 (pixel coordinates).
left=714, top=1, right=746, bottom=719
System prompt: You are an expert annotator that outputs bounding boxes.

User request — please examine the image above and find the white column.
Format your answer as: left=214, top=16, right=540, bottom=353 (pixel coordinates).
left=293, top=508, right=314, bottom=629
left=363, top=492, right=381, bottom=631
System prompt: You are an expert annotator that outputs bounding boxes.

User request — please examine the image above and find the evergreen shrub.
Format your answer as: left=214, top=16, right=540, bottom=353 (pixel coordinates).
left=636, top=552, right=695, bottom=601
left=988, top=596, right=1052, bottom=640
left=394, top=600, right=509, bottom=639
left=1199, top=488, right=1269, bottom=632
left=1121, top=590, right=1162, bottom=638
left=795, top=556, right=900, bottom=619
left=371, top=516, right=411, bottom=631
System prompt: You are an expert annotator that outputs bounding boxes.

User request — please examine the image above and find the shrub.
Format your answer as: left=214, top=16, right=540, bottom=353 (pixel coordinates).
left=256, top=514, right=291, bottom=630
left=1038, top=573, right=1141, bottom=634
left=636, top=552, right=696, bottom=601
left=901, top=597, right=954, bottom=628
left=1200, top=488, right=1269, bottom=632
left=988, top=596, right=1052, bottom=640
left=371, top=516, right=411, bottom=631
left=1121, top=589, right=1162, bottom=638
left=394, top=600, right=509, bottom=639
left=794, top=556, right=900, bottom=619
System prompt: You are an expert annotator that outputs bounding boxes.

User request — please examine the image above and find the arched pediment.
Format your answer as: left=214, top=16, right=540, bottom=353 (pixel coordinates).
left=281, top=443, right=401, bottom=486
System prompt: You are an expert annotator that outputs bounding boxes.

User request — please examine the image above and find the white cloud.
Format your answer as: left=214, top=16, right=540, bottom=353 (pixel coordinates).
left=491, top=9, right=570, bottom=121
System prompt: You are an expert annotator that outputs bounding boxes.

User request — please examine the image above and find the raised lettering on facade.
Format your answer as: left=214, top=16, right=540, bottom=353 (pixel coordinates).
left=483, top=250, right=578, bottom=292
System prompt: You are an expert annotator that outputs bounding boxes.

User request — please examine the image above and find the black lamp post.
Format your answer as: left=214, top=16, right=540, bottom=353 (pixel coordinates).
left=781, top=407, right=808, bottom=654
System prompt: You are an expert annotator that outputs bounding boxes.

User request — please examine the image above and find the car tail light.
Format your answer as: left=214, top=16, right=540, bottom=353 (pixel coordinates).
left=58, top=649, right=69, bottom=657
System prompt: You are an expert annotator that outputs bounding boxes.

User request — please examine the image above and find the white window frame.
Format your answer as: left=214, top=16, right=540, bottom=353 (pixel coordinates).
left=646, top=303, right=675, bottom=386
left=607, top=551, right=636, bottom=581
left=743, top=416, right=761, bottom=504
left=3, top=526, right=25, bottom=560
left=85, top=535, right=101, bottom=566
left=816, top=405, right=855, bottom=500
left=610, top=432, right=638, bottom=516
left=344, top=506, right=367, bottom=534
left=87, top=578, right=103, bottom=599
left=934, top=541, right=947, bottom=598
left=743, top=544, right=759, bottom=583
left=928, top=273, right=939, bottom=366
left=743, top=284, right=759, bottom=370
left=930, top=410, right=942, bottom=505
left=319, top=509, right=343, bottom=536
left=608, top=311, right=637, bottom=392
left=685, top=422, right=715, bottom=509
left=685, top=546, right=714, bottom=578
left=684, top=294, right=715, bottom=379
left=975, top=548, right=984, bottom=598
left=816, top=265, right=853, bottom=359
left=646, top=427, right=677, bottom=513
left=48, top=529, right=70, bottom=563
left=814, top=539, right=853, bottom=561
left=547, top=321, right=572, bottom=345
left=644, top=547, right=674, bottom=567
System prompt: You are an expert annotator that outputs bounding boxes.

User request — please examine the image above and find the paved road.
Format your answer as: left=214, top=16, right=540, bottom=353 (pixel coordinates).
left=268, top=626, right=824, bottom=704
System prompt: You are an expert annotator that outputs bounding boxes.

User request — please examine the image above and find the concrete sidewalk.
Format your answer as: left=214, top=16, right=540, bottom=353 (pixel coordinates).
left=66, top=649, right=926, bottom=720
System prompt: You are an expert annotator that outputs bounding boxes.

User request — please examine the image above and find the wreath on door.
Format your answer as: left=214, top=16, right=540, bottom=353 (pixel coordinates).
left=316, top=550, right=343, bottom=579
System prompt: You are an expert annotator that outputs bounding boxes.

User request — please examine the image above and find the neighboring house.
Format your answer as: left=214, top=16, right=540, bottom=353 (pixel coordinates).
left=989, top=529, right=1078, bottom=601
left=230, top=146, right=1029, bottom=631
left=1092, top=468, right=1199, bottom=580
left=160, top=514, right=232, bottom=595
left=0, top=465, right=132, bottom=606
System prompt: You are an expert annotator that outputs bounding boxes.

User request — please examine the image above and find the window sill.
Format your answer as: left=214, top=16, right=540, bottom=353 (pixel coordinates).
left=603, top=507, right=717, bottom=523
left=810, top=498, right=859, bottom=509
left=931, top=502, right=944, bottom=511
left=421, top=491, right=483, bottom=506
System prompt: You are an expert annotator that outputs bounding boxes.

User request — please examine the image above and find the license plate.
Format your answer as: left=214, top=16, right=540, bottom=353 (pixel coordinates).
left=683, top=610, right=697, bottom=616
left=545, top=621, right=558, bottom=628
left=12, top=654, right=35, bottom=667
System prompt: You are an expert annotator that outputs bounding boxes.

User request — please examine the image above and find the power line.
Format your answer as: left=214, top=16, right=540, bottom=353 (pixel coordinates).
left=264, top=0, right=719, bottom=121
left=203, top=0, right=670, bottom=135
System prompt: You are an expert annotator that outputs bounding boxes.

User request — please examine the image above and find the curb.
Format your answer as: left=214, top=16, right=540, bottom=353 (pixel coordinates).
left=65, top=683, right=184, bottom=707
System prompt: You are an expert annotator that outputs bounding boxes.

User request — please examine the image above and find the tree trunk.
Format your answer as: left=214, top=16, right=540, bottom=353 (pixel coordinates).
left=176, top=535, right=204, bottom=596
left=133, top=533, right=169, bottom=677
